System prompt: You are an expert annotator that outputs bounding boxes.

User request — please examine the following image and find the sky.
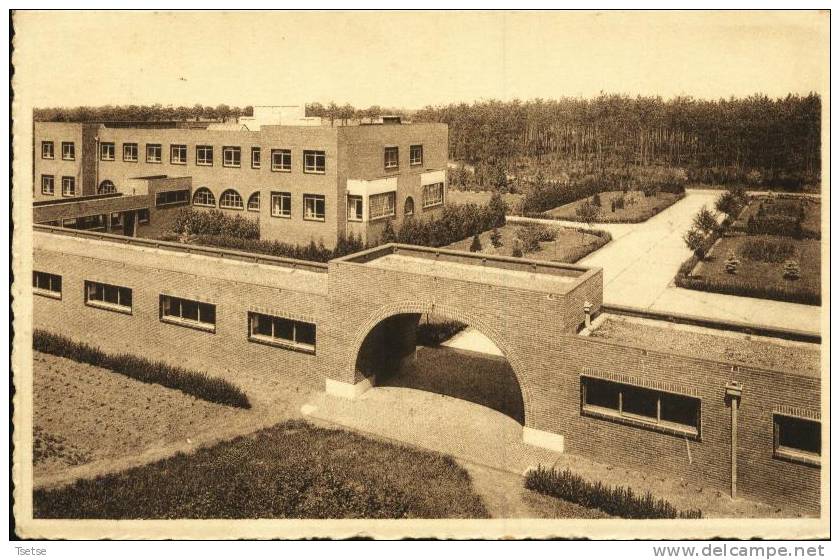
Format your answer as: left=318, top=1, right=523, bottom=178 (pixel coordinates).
left=12, top=10, right=829, bottom=110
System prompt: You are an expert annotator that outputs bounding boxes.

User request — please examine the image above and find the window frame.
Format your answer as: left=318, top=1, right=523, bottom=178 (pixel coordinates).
left=100, top=142, right=115, bottom=161
left=271, top=149, right=292, bottom=172
left=409, top=144, right=423, bottom=166
left=271, top=192, right=292, bottom=218
left=33, top=271, right=62, bottom=299
left=247, top=192, right=260, bottom=212
left=773, top=414, right=821, bottom=467
left=41, top=141, right=55, bottom=160
left=61, top=142, right=75, bottom=161
left=192, top=187, right=217, bottom=208
left=196, top=145, right=214, bottom=166
left=219, top=189, right=245, bottom=210
left=159, top=294, right=216, bottom=333
left=251, top=147, right=261, bottom=169
left=170, top=144, right=188, bottom=165
left=98, top=180, right=117, bottom=194
left=146, top=143, right=162, bottom=164
left=347, top=195, right=363, bottom=222
left=369, top=191, right=396, bottom=221
left=41, top=175, right=55, bottom=196
left=422, top=182, right=445, bottom=209
left=303, top=194, right=326, bottom=221
left=61, top=176, right=76, bottom=197
left=247, top=312, right=316, bottom=354
left=123, top=143, right=139, bottom=162
left=155, top=189, right=190, bottom=207
left=84, top=280, right=133, bottom=315
left=223, top=146, right=241, bottom=168
left=303, top=150, right=326, bottom=174
left=384, top=146, right=399, bottom=170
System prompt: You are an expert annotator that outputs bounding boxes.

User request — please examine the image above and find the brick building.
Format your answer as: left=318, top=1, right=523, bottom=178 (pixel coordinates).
left=32, top=226, right=822, bottom=513
left=33, top=107, right=449, bottom=247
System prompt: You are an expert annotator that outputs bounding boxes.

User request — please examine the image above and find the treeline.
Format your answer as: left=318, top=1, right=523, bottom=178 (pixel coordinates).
left=414, top=94, right=822, bottom=188
left=33, top=104, right=254, bottom=123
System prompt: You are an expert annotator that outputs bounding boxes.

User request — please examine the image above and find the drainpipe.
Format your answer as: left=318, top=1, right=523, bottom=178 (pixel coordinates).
left=583, top=301, right=593, bottom=329
left=725, top=381, right=743, bottom=499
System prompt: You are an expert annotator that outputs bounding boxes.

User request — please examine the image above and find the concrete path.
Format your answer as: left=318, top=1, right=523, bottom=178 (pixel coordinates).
left=509, top=190, right=821, bottom=334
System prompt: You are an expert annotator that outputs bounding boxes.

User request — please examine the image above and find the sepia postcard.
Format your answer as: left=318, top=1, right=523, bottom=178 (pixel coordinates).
left=9, top=9, right=831, bottom=541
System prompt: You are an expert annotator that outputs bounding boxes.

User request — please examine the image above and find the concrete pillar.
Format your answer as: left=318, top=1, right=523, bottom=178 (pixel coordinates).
left=726, top=381, right=743, bottom=499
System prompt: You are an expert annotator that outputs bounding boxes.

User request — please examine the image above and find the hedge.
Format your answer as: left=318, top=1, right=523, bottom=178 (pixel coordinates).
left=525, top=192, right=685, bottom=224
left=675, top=274, right=820, bottom=306
left=171, top=208, right=259, bottom=239
left=525, top=466, right=701, bottom=519
left=34, top=330, right=251, bottom=408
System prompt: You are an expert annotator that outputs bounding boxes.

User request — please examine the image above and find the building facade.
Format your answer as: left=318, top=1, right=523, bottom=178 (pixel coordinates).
left=33, top=112, right=448, bottom=248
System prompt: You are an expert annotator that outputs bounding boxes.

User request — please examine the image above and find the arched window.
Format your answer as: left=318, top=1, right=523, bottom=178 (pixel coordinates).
left=98, top=180, right=116, bottom=194
left=192, top=187, right=216, bottom=207
left=404, top=196, right=415, bottom=216
left=247, top=191, right=260, bottom=211
left=219, top=189, right=244, bottom=210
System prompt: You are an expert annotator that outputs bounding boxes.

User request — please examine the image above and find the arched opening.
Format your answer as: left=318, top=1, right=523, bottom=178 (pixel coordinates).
left=98, top=180, right=116, bottom=194
left=404, top=196, right=415, bottom=216
left=247, top=191, right=260, bottom=211
left=219, top=189, right=244, bottom=210
left=192, top=187, right=216, bottom=207
left=353, top=310, right=525, bottom=424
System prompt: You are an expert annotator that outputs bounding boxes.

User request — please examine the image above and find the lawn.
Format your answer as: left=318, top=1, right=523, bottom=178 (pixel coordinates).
left=444, top=223, right=610, bottom=263
left=34, top=419, right=490, bottom=519
left=446, top=189, right=525, bottom=214
left=733, top=195, right=821, bottom=238
left=545, top=190, right=682, bottom=223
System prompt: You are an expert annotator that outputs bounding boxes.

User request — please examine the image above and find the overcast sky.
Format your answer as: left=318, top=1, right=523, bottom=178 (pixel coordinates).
left=13, top=10, right=829, bottom=109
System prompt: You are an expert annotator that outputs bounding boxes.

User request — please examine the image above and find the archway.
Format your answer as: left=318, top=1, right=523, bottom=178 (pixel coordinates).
left=404, top=196, right=415, bottom=216
left=348, top=303, right=531, bottom=425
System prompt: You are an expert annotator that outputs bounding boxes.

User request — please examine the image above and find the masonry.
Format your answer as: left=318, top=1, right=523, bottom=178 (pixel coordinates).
left=31, top=226, right=821, bottom=513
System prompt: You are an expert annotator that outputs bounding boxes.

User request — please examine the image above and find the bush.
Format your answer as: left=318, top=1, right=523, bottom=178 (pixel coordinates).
left=783, top=260, right=801, bottom=280
left=747, top=215, right=803, bottom=238
left=171, top=208, right=259, bottom=239
left=592, top=193, right=601, bottom=207
left=489, top=227, right=503, bottom=248
left=683, top=228, right=708, bottom=259
left=525, top=466, right=701, bottom=519
left=469, top=234, right=482, bottom=252
left=515, top=223, right=556, bottom=253
left=692, top=206, right=718, bottom=235
left=394, top=200, right=506, bottom=248
left=416, top=320, right=467, bottom=346
left=740, top=237, right=796, bottom=263
left=674, top=274, right=819, bottom=305
left=33, top=330, right=250, bottom=408
left=511, top=240, right=524, bottom=258
left=183, top=233, right=364, bottom=263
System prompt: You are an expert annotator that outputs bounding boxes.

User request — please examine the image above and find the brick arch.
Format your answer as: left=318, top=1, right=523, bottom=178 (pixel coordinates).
left=345, top=301, right=534, bottom=426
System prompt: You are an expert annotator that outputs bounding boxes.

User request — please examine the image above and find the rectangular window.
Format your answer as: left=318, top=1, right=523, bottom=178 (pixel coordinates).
left=369, top=191, right=396, bottom=220
left=223, top=146, right=241, bottom=168
left=422, top=182, right=444, bottom=208
left=248, top=312, right=316, bottom=353
left=251, top=147, right=261, bottom=169
left=384, top=146, right=399, bottom=170
left=170, top=144, right=187, bottom=165
left=303, top=150, right=325, bottom=174
left=41, top=141, right=54, bottom=159
left=61, top=176, right=76, bottom=197
left=271, top=192, right=292, bottom=218
left=61, top=142, right=75, bottom=161
left=100, top=142, right=115, bottom=161
left=138, top=208, right=150, bottom=224
left=271, top=149, right=291, bottom=172
left=155, top=190, right=190, bottom=207
left=41, top=175, right=55, bottom=196
left=581, top=377, right=700, bottom=437
left=410, top=144, right=423, bottom=166
left=123, top=143, right=138, bottom=162
left=303, top=194, right=326, bottom=221
left=33, top=271, right=62, bottom=299
left=196, top=145, right=214, bottom=166
left=774, top=414, right=821, bottom=466
left=146, top=144, right=162, bottom=163
left=347, top=195, right=363, bottom=222
left=85, top=280, right=132, bottom=314
left=160, top=295, right=216, bottom=332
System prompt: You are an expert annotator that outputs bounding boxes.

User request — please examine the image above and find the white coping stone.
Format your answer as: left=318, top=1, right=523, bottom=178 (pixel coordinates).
left=325, top=376, right=375, bottom=399
left=522, top=427, right=565, bottom=453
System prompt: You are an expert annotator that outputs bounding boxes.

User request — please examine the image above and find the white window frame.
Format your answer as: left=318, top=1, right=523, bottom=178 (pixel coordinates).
left=347, top=195, right=363, bottom=222
left=61, top=142, right=75, bottom=161
left=271, top=192, right=292, bottom=218
left=33, top=271, right=61, bottom=299
left=219, top=189, right=244, bottom=210
left=248, top=312, right=316, bottom=354
left=85, top=280, right=132, bottom=314
left=384, top=146, right=399, bottom=170
left=271, top=149, right=292, bottom=172
left=369, top=191, right=396, bottom=221
left=303, top=150, right=326, bottom=174
left=41, top=175, right=55, bottom=196
left=123, top=143, right=138, bottom=162
left=41, top=141, right=54, bottom=159
left=61, top=176, right=76, bottom=197
left=251, top=147, right=261, bottom=169
left=196, top=145, right=214, bottom=166
left=170, top=144, right=187, bottom=165
left=223, top=146, right=241, bottom=168
left=410, top=144, right=423, bottom=166
left=247, top=192, right=260, bottom=212
left=146, top=144, right=162, bottom=163
left=159, top=295, right=216, bottom=333
left=192, top=188, right=216, bottom=207
left=303, top=194, right=326, bottom=221
left=773, top=414, right=821, bottom=467
left=100, top=142, right=115, bottom=161
left=422, top=182, right=445, bottom=208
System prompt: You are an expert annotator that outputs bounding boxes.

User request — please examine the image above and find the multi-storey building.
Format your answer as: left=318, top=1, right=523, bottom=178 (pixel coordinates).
left=33, top=106, right=449, bottom=247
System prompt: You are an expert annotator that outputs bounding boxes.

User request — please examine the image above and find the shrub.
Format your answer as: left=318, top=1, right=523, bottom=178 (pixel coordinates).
left=515, top=223, right=556, bottom=253
left=692, top=206, right=718, bottom=235
left=33, top=330, right=250, bottom=408
left=183, top=233, right=364, bottom=263
left=525, top=466, right=701, bottom=519
left=740, top=237, right=796, bottom=263
left=380, top=220, right=397, bottom=244
left=592, top=193, right=602, bottom=207
left=724, top=251, right=740, bottom=274
left=469, top=234, right=482, bottom=252
left=675, top=274, right=819, bottom=305
left=511, top=239, right=524, bottom=258
left=783, top=260, right=801, bottom=280
left=575, top=200, right=600, bottom=226
left=489, top=227, right=503, bottom=248
left=171, top=208, right=259, bottom=239
left=416, top=320, right=467, bottom=346
left=683, top=228, right=708, bottom=259
left=614, top=196, right=625, bottom=210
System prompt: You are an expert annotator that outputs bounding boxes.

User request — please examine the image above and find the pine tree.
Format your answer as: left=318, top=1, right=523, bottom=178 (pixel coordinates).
left=469, top=234, right=482, bottom=252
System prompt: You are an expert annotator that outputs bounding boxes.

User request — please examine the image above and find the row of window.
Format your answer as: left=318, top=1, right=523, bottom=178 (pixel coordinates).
left=40, top=175, right=75, bottom=196
left=40, top=141, right=74, bottom=161
left=580, top=376, right=821, bottom=466
left=384, top=145, right=424, bottom=170
left=33, top=271, right=317, bottom=353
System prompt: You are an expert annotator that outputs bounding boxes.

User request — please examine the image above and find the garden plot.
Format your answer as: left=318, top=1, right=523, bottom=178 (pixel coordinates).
left=545, top=190, right=682, bottom=223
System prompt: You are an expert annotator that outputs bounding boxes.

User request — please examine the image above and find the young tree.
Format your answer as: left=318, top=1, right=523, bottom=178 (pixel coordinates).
left=683, top=227, right=707, bottom=259
left=692, top=205, right=718, bottom=235
left=469, top=234, right=483, bottom=252
left=576, top=200, right=599, bottom=228
left=511, top=239, right=524, bottom=258
left=380, top=220, right=397, bottom=244
left=489, top=227, right=503, bottom=248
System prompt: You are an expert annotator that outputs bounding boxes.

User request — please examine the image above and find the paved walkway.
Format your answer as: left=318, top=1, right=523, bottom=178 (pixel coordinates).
left=509, top=189, right=821, bottom=334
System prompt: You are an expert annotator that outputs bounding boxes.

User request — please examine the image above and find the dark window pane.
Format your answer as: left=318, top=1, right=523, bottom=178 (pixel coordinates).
left=181, top=300, right=199, bottom=321
left=253, top=314, right=273, bottom=337
left=584, top=378, right=620, bottom=410
left=779, top=417, right=821, bottom=455
left=660, top=393, right=699, bottom=428
left=104, top=284, right=119, bottom=304
left=273, top=318, right=294, bottom=341
left=119, top=288, right=132, bottom=307
left=621, top=385, right=658, bottom=419
left=199, top=303, right=216, bottom=325
left=296, top=322, right=316, bottom=346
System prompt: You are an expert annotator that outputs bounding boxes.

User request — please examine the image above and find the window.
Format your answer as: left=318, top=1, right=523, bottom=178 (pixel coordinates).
left=404, top=196, right=415, bottom=216
left=271, top=149, right=291, bottom=172
left=248, top=312, right=316, bottom=353
left=155, top=189, right=189, bottom=207
left=85, top=280, right=132, bottom=314
left=41, top=141, right=54, bottom=159
left=61, top=176, right=76, bottom=197
left=223, top=146, right=241, bottom=168
left=196, top=145, right=214, bottom=166
left=410, top=144, right=423, bottom=166
left=98, top=180, right=116, bottom=194
left=170, top=144, right=187, bottom=165
left=347, top=195, right=363, bottom=221
left=251, top=147, right=261, bottom=169
left=100, top=142, right=115, bottom=161
left=138, top=208, right=150, bottom=224
left=61, top=142, right=75, bottom=160
left=303, top=194, right=326, bottom=221
left=110, top=212, right=123, bottom=228
left=303, top=150, right=325, bottom=174
left=146, top=144, right=162, bottom=163
left=192, top=187, right=216, bottom=207
left=41, top=175, right=55, bottom=196
left=271, top=192, right=291, bottom=218
left=384, top=146, right=399, bottom=170
left=369, top=191, right=396, bottom=220
left=774, top=414, right=821, bottom=466
left=123, top=143, right=138, bottom=162
left=422, top=182, right=444, bottom=208
left=219, top=189, right=244, bottom=210
left=160, top=295, right=216, bottom=332
left=247, top=192, right=260, bottom=211
left=581, top=377, right=701, bottom=437
left=33, top=271, right=61, bottom=299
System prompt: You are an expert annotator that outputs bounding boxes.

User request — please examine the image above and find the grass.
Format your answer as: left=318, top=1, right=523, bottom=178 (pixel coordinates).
left=34, top=330, right=251, bottom=409
left=544, top=190, right=682, bottom=223
left=34, top=420, right=490, bottom=519
left=525, top=466, right=702, bottom=519
left=733, top=196, right=821, bottom=239
left=446, top=189, right=526, bottom=214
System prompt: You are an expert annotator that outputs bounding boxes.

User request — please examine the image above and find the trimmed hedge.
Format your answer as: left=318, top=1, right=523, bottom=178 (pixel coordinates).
left=525, top=466, right=702, bottom=519
left=526, top=192, right=685, bottom=224
left=675, top=274, right=820, bottom=306
left=34, top=330, right=251, bottom=409
left=171, top=233, right=366, bottom=263
left=171, top=208, right=259, bottom=239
